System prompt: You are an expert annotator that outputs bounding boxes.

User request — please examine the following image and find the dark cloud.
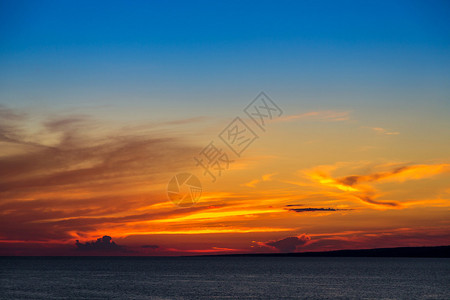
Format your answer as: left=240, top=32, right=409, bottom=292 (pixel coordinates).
left=288, top=207, right=352, bottom=213
left=263, top=234, right=311, bottom=252
left=75, top=236, right=124, bottom=252
left=355, top=195, right=399, bottom=207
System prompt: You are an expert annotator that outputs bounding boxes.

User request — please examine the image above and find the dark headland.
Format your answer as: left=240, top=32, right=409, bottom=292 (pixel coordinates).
left=200, top=245, right=450, bottom=258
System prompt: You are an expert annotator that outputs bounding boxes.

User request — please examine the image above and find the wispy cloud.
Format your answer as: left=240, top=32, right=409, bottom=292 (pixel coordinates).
left=336, top=164, right=450, bottom=186
left=276, top=110, right=350, bottom=123
left=370, top=127, right=400, bottom=135
left=302, top=163, right=450, bottom=208
left=242, top=172, right=277, bottom=188
left=0, top=106, right=202, bottom=242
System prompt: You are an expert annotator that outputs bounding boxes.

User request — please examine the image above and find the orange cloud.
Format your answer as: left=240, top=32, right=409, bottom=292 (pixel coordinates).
left=370, top=127, right=400, bottom=135
left=337, top=164, right=450, bottom=186
left=242, top=172, right=277, bottom=188
left=302, top=163, right=450, bottom=208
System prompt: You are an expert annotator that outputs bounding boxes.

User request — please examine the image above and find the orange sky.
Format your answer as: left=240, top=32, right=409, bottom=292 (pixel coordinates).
left=1, top=103, right=449, bottom=256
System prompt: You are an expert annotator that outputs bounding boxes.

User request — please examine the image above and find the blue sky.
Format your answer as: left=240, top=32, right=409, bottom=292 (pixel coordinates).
left=1, top=0, right=449, bottom=120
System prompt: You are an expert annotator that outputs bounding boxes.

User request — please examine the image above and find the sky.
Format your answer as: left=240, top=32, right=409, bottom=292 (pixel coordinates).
left=0, top=0, right=449, bottom=255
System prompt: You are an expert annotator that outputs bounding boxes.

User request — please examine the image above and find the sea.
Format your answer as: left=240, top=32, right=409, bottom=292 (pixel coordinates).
left=1, top=257, right=449, bottom=299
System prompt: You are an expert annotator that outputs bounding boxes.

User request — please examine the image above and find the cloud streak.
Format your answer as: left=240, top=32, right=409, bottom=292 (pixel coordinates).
left=276, top=110, right=350, bottom=123
left=287, top=207, right=352, bottom=213
left=370, top=127, right=400, bottom=135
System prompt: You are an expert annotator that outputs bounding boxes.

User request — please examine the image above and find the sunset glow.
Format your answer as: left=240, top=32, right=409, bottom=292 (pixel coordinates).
left=1, top=0, right=449, bottom=257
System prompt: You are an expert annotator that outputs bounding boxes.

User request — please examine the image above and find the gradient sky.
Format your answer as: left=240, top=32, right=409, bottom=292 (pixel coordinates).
left=0, top=0, right=449, bottom=255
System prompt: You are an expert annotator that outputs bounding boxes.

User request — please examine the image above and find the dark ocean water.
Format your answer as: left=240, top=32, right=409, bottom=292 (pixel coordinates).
left=1, top=257, right=449, bottom=299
